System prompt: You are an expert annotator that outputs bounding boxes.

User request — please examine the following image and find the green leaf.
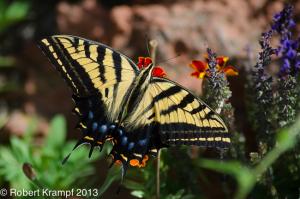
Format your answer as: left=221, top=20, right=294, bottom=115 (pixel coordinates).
left=24, top=117, right=38, bottom=143
left=0, top=56, right=15, bottom=67
left=131, top=190, right=144, bottom=198
left=196, top=159, right=255, bottom=199
left=0, top=146, right=31, bottom=189
left=165, top=189, right=185, bottom=199
left=10, top=136, right=31, bottom=163
left=0, top=147, right=19, bottom=172
left=123, top=179, right=144, bottom=190
left=5, top=1, right=30, bottom=21
left=276, top=128, right=296, bottom=149
left=0, top=1, right=30, bottom=32
left=46, top=115, right=66, bottom=148
left=98, top=166, right=121, bottom=197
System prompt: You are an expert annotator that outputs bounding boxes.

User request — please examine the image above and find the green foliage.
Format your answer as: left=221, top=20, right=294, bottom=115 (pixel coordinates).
left=1, top=2, right=299, bottom=199
left=196, top=115, right=300, bottom=199
left=0, top=55, right=18, bottom=93
left=277, top=75, right=297, bottom=127
left=121, top=148, right=198, bottom=199
left=0, top=115, right=101, bottom=194
left=0, top=0, right=30, bottom=32
left=98, top=165, right=121, bottom=196
left=0, top=1, right=30, bottom=93
left=0, top=56, right=15, bottom=67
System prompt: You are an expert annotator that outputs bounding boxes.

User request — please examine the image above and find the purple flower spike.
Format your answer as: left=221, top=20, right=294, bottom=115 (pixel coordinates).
left=295, top=60, right=300, bottom=70
left=272, top=5, right=300, bottom=77
left=287, top=48, right=296, bottom=58
left=271, top=4, right=295, bottom=35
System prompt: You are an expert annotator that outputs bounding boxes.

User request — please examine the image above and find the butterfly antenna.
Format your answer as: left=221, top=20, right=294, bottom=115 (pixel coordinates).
left=156, top=53, right=181, bottom=65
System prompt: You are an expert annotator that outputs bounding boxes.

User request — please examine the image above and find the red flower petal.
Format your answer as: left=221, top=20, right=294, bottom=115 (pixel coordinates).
left=138, top=57, right=145, bottom=69
left=138, top=57, right=153, bottom=69
left=190, top=60, right=207, bottom=72
left=191, top=71, right=200, bottom=78
left=152, top=66, right=166, bottom=77
left=144, top=57, right=152, bottom=67
left=216, top=56, right=229, bottom=67
left=191, top=71, right=207, bottom=79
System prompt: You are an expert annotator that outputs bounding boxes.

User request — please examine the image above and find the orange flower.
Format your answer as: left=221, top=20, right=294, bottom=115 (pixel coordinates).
left=137, top=57, right=166, bottom=78
left=189, top=60, right=207, bottom=79
left=189, top=56, right=238, bottom=79
left=216, top=56, right=239, bottom=76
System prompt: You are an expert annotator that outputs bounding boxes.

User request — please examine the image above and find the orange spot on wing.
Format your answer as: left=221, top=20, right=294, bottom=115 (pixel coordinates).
left=115, top=160, right=122, bottom=165
left=129, top=155, right=149, bottom=168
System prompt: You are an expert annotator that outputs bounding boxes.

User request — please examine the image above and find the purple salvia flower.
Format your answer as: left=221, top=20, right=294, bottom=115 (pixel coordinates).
left=271, top=4, right=295, bottom=35
left=272, top=5, right=300, bottom=76
left=296, top=60, right=300, bottom=71
left=275, top=5, right=299, bottom=128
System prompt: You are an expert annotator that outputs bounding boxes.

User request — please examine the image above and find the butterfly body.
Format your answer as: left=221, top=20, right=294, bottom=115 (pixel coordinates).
left=118, top=62, right=155, bottom=125
left=38, top=35, right=230, bottom=169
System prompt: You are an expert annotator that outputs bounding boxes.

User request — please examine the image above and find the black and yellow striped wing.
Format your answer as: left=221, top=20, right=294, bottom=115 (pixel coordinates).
left=39, top=35, right=230, bottom=171
left=38, top=35, right=139, bottom=122
left=125, top=77, right=230, bottom=149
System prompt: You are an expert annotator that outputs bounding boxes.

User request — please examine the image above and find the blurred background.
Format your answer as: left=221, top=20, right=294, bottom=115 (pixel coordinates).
left=0, top=0, right=300, bottom=198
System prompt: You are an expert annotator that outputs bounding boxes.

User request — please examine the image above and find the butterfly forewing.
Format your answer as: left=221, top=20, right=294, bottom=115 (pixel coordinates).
left=122, top=76, right=230, bottom=149
left=148, top=77, right=230, bottom=148
left=38, top=35, right=139, bottom=121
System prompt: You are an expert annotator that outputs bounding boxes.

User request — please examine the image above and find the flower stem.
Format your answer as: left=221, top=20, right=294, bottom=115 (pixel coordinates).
left=149, top=39, right=160, bottom=199
left=150, top=40, right=158, bottom=66
left=156, top=150, right=161, bottom=199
